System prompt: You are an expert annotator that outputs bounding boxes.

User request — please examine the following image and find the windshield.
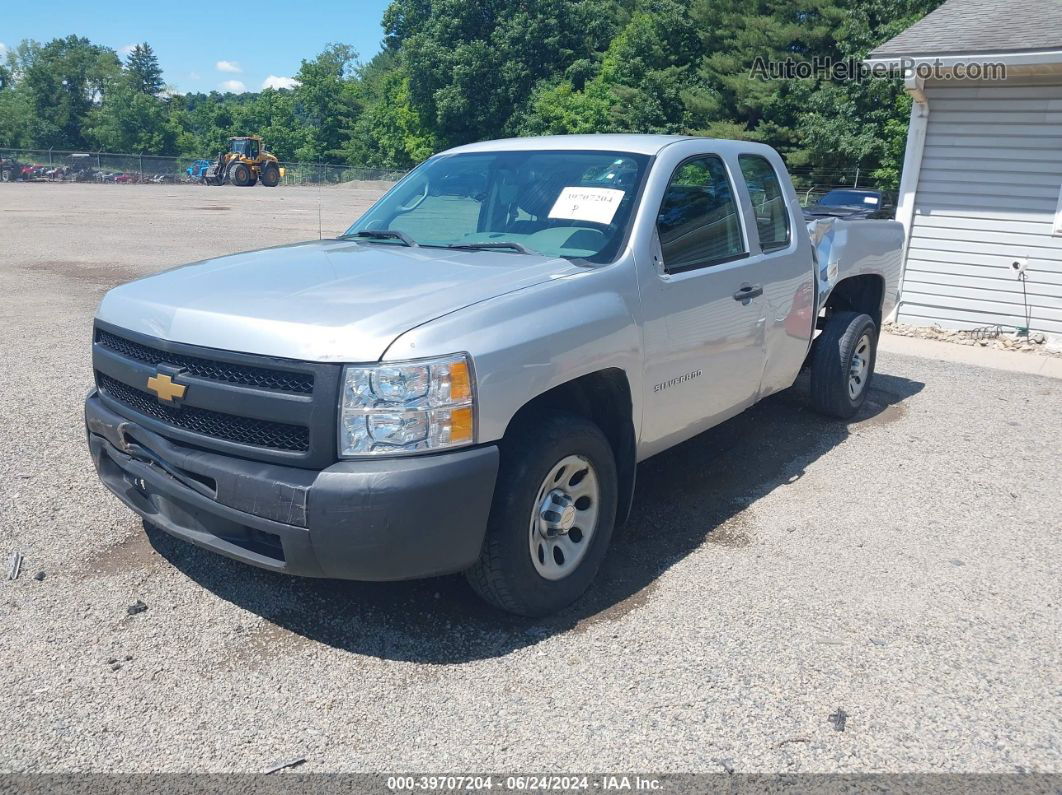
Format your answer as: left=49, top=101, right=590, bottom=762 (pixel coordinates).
left=345, top=150, right=651, bottom=263
left=818, top=189, right=881, bottom=208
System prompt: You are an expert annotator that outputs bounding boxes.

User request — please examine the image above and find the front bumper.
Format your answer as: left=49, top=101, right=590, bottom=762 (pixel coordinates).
left=85, top=391, right=499, bottom=580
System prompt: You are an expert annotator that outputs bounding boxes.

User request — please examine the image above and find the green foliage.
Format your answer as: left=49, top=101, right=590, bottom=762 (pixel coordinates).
left=85, top=76, right=175, bottom=153
left=12, top=36, right=121, bottom=149
left=291, top=43, right=359, bottom=161
left=345, top=56, right=439, bottom=167
left=0, top=0, right=946, bottom=181
left=384, top=0, right=619, bottom=146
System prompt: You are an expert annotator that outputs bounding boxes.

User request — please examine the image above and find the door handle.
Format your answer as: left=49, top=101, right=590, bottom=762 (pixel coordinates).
left=733, top=284, right=763, bottom=302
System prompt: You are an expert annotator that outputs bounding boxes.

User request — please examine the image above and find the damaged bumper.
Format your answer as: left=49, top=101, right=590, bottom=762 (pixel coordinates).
left=85, top=391, right=499, bottom=581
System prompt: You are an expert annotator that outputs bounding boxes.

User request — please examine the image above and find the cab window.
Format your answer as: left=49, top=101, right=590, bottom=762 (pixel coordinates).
left=738, top=155, right=790, bottom=252
left=656, top=156, right=746, bottom=274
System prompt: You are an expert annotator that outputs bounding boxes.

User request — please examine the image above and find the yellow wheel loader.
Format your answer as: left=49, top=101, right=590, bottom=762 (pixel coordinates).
left=204, top=136, right=284, bottom=187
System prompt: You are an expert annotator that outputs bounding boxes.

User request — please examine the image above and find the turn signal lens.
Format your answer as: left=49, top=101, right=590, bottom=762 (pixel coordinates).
left=449, top=406, right=474, bottom=444
left=449, top=360, right=472, bottom=403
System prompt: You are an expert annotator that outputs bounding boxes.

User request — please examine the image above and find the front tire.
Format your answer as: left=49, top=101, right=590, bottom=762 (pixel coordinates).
left=259, top=163, right=280, bottom=187
left=810, top=310, right=877, bottom=418
left=227, top=162, right=251, bottom=187
left=466, top=413, right=617, bottom=617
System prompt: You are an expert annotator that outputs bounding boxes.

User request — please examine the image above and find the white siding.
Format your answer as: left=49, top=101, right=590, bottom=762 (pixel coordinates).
left=898, top=79, right=1062, bottom=339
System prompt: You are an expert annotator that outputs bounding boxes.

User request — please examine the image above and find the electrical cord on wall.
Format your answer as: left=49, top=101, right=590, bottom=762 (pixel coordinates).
left=1019, top=271, right=1032, bottom=336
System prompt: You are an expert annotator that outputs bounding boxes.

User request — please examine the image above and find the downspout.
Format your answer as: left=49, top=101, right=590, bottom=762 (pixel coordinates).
left=889, top=74, right=929, bottom=322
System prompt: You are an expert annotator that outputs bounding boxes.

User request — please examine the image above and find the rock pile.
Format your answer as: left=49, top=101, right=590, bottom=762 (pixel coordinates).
left=883, top=322, right=1060, bottom=357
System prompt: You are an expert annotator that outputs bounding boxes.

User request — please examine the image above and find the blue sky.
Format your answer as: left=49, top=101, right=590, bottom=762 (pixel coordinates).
left=0, top=0, right=393, bottom=94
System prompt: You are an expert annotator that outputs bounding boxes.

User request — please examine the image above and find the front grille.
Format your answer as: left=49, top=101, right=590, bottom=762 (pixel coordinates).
left=95, top=329, right=314, bottom=394
left=97, top=372, right=310, bottom=453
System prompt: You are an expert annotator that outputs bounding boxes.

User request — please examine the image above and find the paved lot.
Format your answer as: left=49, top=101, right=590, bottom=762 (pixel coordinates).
left=1, top=183, right=1059, bottom=773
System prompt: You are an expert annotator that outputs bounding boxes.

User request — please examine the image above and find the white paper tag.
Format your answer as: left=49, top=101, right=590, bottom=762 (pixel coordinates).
left=548, top=187, right=625, bottom=225
left=863, top=196, right=879, bottom=205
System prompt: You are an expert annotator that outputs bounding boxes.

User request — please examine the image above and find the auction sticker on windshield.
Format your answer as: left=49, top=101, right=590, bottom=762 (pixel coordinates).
left=549, top=187, right=625, bottom=225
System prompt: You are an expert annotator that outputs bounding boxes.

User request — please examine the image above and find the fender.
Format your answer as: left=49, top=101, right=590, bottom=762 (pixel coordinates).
left=383, top=263, right=644, bottom=446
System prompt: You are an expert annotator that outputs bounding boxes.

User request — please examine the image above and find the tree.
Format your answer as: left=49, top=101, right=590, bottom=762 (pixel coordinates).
left=125, top=43, right=164, bottom=96
left=346, top=56, right=438, bottom=167
left=687, top=0, right=845, bottom=157
left=18, top=36, right=121, bottom=149
left=0, top=86, right=33, bottom=148
left=292, top=43, right=359, bottom=161
left=0, top=42, right=33, bottom=147
left=383, top=0, right=619, bottom=147
left=232, top=87, right=309, bottom=161
left=816, top=0, right=947, bottom=185
left=0, top=0, right=951, bottom=185
left=85, top=76, right=175, bottom=154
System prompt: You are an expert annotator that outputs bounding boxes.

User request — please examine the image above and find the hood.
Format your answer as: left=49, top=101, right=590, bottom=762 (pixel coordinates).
left=97, top=239, right=580, bottom=362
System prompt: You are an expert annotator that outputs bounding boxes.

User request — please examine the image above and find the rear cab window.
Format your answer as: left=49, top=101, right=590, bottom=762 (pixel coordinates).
left=737, top=155, right=790, bottom=252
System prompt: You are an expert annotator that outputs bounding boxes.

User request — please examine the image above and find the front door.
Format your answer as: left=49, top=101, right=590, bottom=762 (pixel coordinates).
left=637, top=153, right=768, bottom=454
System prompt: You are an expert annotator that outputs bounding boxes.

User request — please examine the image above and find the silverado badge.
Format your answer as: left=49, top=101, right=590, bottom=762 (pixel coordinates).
left=146, top=372, right=186, bottom=404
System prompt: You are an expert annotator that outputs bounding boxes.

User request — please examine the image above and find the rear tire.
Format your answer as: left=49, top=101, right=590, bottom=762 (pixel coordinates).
left=228, top=162, right=251, bottom=187
left=0, top=167, right=12, bottom=183
left=466, top=413, right=617, bottom=617
left=260, top=163, right=280, bottom=187
left=810, top=311, right=877, bottom=419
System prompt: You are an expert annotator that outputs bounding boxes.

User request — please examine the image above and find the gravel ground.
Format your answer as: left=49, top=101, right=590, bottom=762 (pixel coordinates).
left=1, top=183, right=1060, bottom=774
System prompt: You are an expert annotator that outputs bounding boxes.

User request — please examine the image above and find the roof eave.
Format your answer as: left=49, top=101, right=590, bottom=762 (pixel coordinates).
left=865, top=48, right=1062, bottom=68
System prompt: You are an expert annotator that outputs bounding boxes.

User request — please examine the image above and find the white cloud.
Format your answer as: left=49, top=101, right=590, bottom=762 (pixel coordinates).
left=189, top=71, right=201, bottom=81
left=0, top=42, right=8, bottom=57
left=215, top=60, right=242, bottom=73
left=218, top=80, right=247, bottom=93
left=261, top=75, right=299, bottom=90
left=118, top=43, right=136, bottom=55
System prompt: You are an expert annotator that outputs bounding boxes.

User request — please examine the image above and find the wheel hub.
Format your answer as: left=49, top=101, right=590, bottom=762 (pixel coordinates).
left=848, top=333, right=871, bottom=399
left=529, top=454, right=601, bottom=581
left=538, top=490, right=576, bottom=537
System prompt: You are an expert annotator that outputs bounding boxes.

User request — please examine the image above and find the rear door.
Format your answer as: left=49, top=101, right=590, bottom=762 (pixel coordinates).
left=735, top=152, right=816, bottom=397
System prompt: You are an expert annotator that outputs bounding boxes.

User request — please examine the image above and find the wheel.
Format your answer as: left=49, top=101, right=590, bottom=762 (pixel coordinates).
left=227, top=162, right=251, bottom=187
left=259, top=163, right=280, bottom=187
left=810, top=310, right=877, bottom=419
left=0, top=167, right=12, bottom=183
left=466, top=413, right=618, bottom=617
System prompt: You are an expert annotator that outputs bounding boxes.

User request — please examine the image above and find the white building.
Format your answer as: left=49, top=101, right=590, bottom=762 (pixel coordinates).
left=867, top=0, right=1062, bottom=341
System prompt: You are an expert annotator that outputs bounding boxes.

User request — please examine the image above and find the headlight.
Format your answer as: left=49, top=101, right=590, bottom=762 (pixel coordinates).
left=339, top=353, right=475, bottom=456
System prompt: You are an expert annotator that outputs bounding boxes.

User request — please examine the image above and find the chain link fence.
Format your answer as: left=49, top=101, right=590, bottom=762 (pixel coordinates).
left=0, top=148, right=405, bottom=187
left=0, top=147, right=895, bottom=211
left=785, top=167, right=897, bottom=208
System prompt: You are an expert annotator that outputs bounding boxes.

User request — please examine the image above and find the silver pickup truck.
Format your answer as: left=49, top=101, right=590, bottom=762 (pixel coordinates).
left=85, top=135, right=903, bottom=616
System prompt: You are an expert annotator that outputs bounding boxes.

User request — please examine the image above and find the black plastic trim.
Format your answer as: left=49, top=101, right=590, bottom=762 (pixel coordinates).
left=92, top=320, right=341, bottom=469
left=86, top=392, right=500, bottom=581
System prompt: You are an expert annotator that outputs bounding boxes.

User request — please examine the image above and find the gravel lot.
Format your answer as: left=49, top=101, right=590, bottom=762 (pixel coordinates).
left=1, top=183, right=1059, bottom=774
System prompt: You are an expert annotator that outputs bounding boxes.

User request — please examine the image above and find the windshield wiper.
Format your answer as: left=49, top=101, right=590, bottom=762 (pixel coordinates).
left=348, top=229, right=418, bottom=247
left=446, top=241, right=539, bottom=255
